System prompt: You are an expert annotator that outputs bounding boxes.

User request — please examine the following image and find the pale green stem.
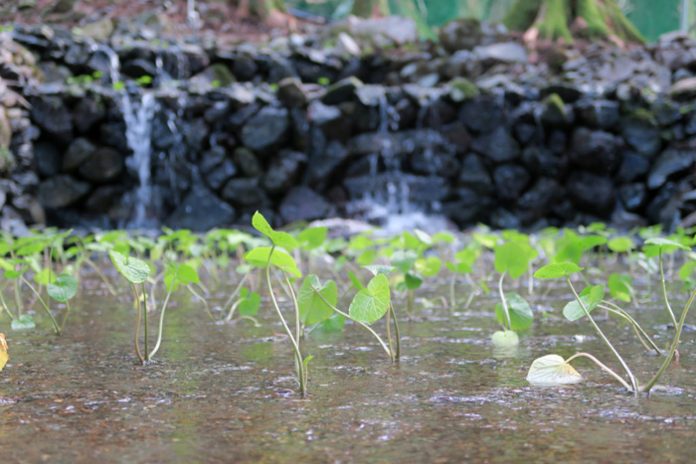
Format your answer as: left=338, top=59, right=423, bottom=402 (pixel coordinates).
left=187, top=285, right=214, bottom=320
left=142, top=283, right=149, bottom=361
left=643, top=289, right=696, bottom=393
left=222, top=273, right=250, bottom=319
left=59, top=300, right=72, bottom=332
left=390, top=303, right=401, bottom=361
left=598, top=302, right=662, bottom=355
left=566, top=277, right=637, bottom=394
left=131, top=284, right=145, bottom=364
left=498, top=272, right=512, bottom=330
left=0, top=290, right=14, bottom=320
left=284, top=276, right=301, bottom=345
left=265, top=247, right=305, bottom=396
left=566, top=352, right=633, bottom=391
left=84, top=257, right=117, bottom=295
left=659, top=250, right=678, bottom=327
left=313, top=291, right=392, bottom=360
left=21, top=277, right=60, bottom=335
left=148, top=287, right=173, bottom=359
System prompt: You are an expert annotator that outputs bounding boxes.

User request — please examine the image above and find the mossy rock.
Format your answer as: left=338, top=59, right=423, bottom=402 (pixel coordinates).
left=540, top=93, right=572, bottom=126
left=449, top=77, right=480, bottom=102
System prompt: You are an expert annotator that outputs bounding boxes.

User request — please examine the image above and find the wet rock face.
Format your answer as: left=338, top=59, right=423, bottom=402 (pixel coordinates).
left=8, top=25, right=696, bottom=231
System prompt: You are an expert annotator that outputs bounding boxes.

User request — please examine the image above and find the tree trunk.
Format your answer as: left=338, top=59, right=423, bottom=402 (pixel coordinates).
left=504, top=0, right=644, bottom=43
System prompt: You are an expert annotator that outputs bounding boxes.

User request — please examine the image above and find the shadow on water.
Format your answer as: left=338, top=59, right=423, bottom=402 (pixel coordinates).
left=0, top=275, right=695, bottom=463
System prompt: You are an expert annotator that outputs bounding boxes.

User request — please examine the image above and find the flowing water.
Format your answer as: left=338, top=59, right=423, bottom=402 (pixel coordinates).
left=1, top=273, right=695, bottom=462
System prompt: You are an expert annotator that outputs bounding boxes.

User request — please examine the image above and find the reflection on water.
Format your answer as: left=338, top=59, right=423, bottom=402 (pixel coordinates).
left=0, top=276, right=695, bottom=462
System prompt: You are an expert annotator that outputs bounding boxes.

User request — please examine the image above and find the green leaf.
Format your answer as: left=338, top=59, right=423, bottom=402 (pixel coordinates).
left=347, top=270, right=365, bottom=290
left=494, top=241, right=537, bottom=279
left=349, top=274, right=390, bottom=324
left=47, top=274, right=78, bottom=303
left=678, top=260, right=696, bottom=285
left=11, top=314, right=36, bottom=331
left=34, top=267, right=56, bottom=285
left=491, top=330, right=519, bottom=347
left=403, top=272, right=422, bottom=290
left=251, top=211, right=298, bottom=251
left=415, top=256, right=441, bottom=277
left=534, top=261, right=583, bottom=279
left=563, top=285, right=604, bottom=321
left=643, top=237, right=689, bottom=256
left=364, top=265, right=395, bottom=276
left=238, top=288, right=261, bottom=316
left=298, top=275, right=337, bottom=325
left=526, top=354, right=582, bottom=386
left=297, top=227, right=328, bottom=250
left=607, top=236, right=634, bottom=253
left=608, top=273, right=632, bottom=303
left=495, top=293, right=533, bottom=331
left=316, top=313, right=345, bottom=333
left=164, top=262, right=200, bottom=292
left=109, top=251, right=151, bottom=284
left=244, top=246, right=302, bottom=278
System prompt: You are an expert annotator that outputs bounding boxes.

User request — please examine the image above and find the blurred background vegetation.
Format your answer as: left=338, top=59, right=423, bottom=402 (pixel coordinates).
left=287, top=0, right=694, bottom=42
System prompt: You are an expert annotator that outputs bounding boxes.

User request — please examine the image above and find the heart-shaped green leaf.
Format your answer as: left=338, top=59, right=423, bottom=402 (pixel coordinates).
left=298, top=275, right=337, bottom=325
left=244, top=246, right=302, bottom=278
left=109, top=251, right=151, bottom=284
left=349, top=274, right=390, bottom=324
left=526, top=354, right=582, bottom=386
left=164, top=262, right=200, bottom=292
left=491, top=330, right=519, bottom=347
left=251, top=211, right=298, bottom=251
left=534, top=261, right=583, bottom=279
left=563, top=285, right=604, bottom=321
left=47, top=274, right=78, bottom=303
left=11, top=314, right=36, bottom=331
left=238, top=288, right=261, bottom=316
left=643, top=237, right=689, bottom=257
left=608, top=273, right=632, bottom=303
left=494, top=241, right=537, bottom=279
left=297, top=227, right=328, bottom=250
left=607, top=236, right=634, bottom=253
left=495, top=292, right=533, bottom=331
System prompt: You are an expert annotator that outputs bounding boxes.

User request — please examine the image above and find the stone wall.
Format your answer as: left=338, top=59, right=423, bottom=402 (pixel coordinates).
left=5, top=23, right=696, bottom=231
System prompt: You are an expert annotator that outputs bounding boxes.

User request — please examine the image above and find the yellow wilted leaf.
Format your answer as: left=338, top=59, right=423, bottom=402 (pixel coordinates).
left=0, top=333, right=8, bottom=371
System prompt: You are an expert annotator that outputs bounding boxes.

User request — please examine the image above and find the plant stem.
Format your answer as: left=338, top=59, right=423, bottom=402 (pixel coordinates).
left=187, top=284, right=214, bottom=320
left=141, top=282, right=149, bottom=361
left=131, top=284, right=144, bottom=364
left=566, top=352, right=633, bottom=391
left=222, top=273, right=249, bottom=320
left=643, top=288, right=696, bottom=393
left=449, top=274, right=456, bottom=309
left=498, top=272, right=512, bottom=330
left=314, top=291, right=393, bottom=360
left=566, top=277, right=638, bottom=395
left=284, top=276, right=301, bottom=345
left=659, top=250, right=679, bottom=328
left=21, top=277, right=60, bottom=335
left=59, top=300, right=72, bottom=332
left=0, top=290, right=14, bottom=320
left=390, top=303, right=401, bottom=361
left=265, top=247, right=306, bottom=397
left=84, top=257, right=117, bottom=295
left=149, top=288, right=173, bottom=359
left=598, top=302, right=662, bottom=355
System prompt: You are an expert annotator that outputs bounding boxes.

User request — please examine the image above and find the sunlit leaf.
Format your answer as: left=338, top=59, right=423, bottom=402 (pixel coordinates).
left=494, top=241, right=537, bottom=279
left=607, top=236, right=634, bottom=253
left=47, top=274, right=78, bottom=303
left=534, top=262, right=583, bottom=279
left=251, top=211, right=298, bottom=251
left=164, top=262, right=200, bottom=292
left=298, top=275, right=337, bottom=325
left=563, top=285, right=604, bottom=321
left=238, top=288, right=261, bottom=316
left=608, top=273, right=632, bottom=303
left=11, top=314, right=35, bottom=331
left=109, top=251, right=151, bottom=284
left=495, top=293, right=533, bottom=331
left=244, top=246, right=302, bottom=278
left=349, top=274, right=390, bottom=324
left=491, top=330, right=519, bottom=347
left=526, top=354, right=582, bottom=386
left=297, top=227, right=328, bottom=250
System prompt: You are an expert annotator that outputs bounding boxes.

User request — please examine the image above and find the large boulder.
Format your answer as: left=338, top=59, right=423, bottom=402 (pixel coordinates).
left=30, top=96, right=73, bottom=140
left=647, top=148, right=695, bottom=190
left=567, top=172, right=615, bottom=216
left=63, top=137, right=96, bottom=171
left=240, top=106, right=289, bottom=153
left=621, top=111, right=662, bottom=157
left=221, top=177, right=269, bottom=207
left=569, top=128, right=621, bottom=174
left=471, top=126, right=520, bottom=162
left=262, top=150, right=306, bottom=194
left=37, top=175, right=90, bottom=209
left=78, top=147, right=124, bottom=183
left=165, top=187, right=235, bottom=231
left=279, top=187, right=330, bottom=223
left=493, top=164, right=530, bottom=201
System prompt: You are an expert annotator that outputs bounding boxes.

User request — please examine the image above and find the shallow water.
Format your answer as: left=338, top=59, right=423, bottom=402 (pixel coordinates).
left=1, top=275, right=695, bottom=463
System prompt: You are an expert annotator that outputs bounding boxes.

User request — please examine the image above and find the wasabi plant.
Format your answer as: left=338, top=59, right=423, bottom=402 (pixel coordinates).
left=245, top=211, right=309, bottom=396
left=529, top=259, right=695, bottom=395
left=491, top=235, right=537, bottom=347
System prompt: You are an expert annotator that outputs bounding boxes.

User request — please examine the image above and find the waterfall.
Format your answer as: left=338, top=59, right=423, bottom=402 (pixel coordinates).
left=91, top=43, right=159, bottom=228
left=122, top=92, right=158, bottom=228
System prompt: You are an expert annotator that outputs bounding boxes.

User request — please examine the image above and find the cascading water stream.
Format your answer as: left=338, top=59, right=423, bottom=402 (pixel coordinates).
left=92, top=43, right=159, bottom=228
